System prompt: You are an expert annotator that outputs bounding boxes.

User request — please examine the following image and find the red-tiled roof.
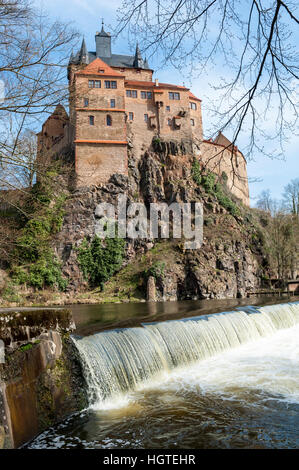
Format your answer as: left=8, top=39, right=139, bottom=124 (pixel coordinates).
left=189, top=91, right=202, bottom=102
left=75, top=58, right=125, bottom=78
left=125, top=80, right=189, bottom=91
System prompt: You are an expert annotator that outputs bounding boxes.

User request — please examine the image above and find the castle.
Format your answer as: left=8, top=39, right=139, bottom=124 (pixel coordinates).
left=37, top=23, right=249, bottom=206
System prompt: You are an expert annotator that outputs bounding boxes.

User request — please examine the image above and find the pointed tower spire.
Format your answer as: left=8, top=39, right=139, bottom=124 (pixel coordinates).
left=133, top=43, right=143, bottom=68
left=68, top=50, right=75, bottom=65
left=78, top=37, right=88, bottom=64
left=144, top=57, right=149, bottom=69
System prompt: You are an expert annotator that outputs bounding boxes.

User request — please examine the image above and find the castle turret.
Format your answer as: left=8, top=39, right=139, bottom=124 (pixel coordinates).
left=133, top=43, right=143, bottom=68
left=78, top=37, right=89, bottom=65
left=95, top=21, right=111, bottom=59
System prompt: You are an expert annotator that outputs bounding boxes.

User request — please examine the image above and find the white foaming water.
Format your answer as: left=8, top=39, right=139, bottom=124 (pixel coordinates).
left=73, top=302, right=299, bottom=409
left=158, top=323, right=299, bottom=405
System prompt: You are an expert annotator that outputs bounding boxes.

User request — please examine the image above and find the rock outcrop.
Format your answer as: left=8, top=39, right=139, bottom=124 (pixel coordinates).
left=52, top=141, right=265, bottom=300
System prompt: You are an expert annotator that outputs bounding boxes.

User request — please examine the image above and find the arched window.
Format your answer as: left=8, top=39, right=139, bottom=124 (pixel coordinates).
left=106, top=115, right=112, bottom=126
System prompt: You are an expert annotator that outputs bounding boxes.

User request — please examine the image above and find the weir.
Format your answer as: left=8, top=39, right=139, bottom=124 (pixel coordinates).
left=73, top=301, right=299, bottom=407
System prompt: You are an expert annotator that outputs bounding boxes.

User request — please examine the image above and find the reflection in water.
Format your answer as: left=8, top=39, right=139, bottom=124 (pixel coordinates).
left=28, top=302, right=299, bottom=449
left=71, top=295, right=296, bottom=336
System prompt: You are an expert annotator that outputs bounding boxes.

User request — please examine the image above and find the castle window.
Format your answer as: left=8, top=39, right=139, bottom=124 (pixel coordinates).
left=166, top=106, right=170, bottom=111
left=126, top=90, right=137, bottom=98
left=169, top=92, right=180, bottom=100
left=144, top=114, right=148, bottom=122
left=84, top=98, right=89, bottom=107
left=191, top=118, right=195, bottom=126
left=88, top=80, right=101, bottom=88
left=129, top=112, right=134, bottom=121
left=110, top=99, right=116, bottom=108
left=141, top=91, right=153, bottom=99
left=190, top=102, right=197, bottom=110
left=106, top=115, right=112, bottom=126
left=89, top=115, right=94, bottom=125
left=168, top=118, right=172, bottom=126
left=105, top=80, right=117, bottom=89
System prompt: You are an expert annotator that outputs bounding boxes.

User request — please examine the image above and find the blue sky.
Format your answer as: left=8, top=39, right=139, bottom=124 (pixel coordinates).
left=34, top=0, right=298, bottom=204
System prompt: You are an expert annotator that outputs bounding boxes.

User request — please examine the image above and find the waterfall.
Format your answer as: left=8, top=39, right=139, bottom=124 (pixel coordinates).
left=73, top=301, right=299, bottom=408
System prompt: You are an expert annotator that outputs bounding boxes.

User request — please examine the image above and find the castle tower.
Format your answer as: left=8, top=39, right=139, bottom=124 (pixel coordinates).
left=73, top=58, right=127, bottom=186
left=95, top=21, right=112, bottom=59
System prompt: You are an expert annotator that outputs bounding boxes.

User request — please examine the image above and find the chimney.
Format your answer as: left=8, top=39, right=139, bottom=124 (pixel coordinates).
left=155, top=78, right=159, bottom=86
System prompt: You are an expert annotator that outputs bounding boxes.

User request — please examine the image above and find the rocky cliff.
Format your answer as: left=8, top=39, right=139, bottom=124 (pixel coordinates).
left=51, top=140, right=267, bottom=302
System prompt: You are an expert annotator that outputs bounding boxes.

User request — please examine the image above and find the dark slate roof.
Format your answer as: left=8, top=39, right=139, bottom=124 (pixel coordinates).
left=87, top=52, right=149, bottom=69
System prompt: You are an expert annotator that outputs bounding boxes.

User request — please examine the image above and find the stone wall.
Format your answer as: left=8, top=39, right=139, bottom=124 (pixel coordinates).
left=201, top=141, right=250, bottom=206
left=0, top=309, right=87, bottom=448
left=75, top=142, right=128, bottom=186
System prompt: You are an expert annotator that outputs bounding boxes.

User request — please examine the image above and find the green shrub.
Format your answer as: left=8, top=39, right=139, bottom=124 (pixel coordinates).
left=9, top=176, right=68, bottom=291
left=77, top=235, right=126, bottom=289
left=214, top=183, right=240, bottom=216
left=191, top=158, right=202, bottom=186
left=144, top=261, right=166, bottom=281
left=202, top=171, right=216, bottom=193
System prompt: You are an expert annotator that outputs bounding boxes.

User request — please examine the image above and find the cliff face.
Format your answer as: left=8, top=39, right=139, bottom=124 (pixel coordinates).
left=53, top=141, right=266, bottom=301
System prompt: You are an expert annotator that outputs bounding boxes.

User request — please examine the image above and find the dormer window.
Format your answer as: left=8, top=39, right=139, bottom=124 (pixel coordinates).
left=98, top=69, right=105, bottom=73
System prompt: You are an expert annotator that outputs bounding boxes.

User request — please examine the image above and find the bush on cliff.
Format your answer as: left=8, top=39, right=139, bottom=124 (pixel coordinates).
left=77, top=235, right=126, bottom=290
left=9, top=170, right=68, bottom=291
left=191, top=160, right=240, bottom=217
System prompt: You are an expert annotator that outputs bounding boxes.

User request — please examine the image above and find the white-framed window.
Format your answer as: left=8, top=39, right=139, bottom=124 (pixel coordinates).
left=190, top=102, right=197, bottom=110
left=169, top=92, right=180, bottom=100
